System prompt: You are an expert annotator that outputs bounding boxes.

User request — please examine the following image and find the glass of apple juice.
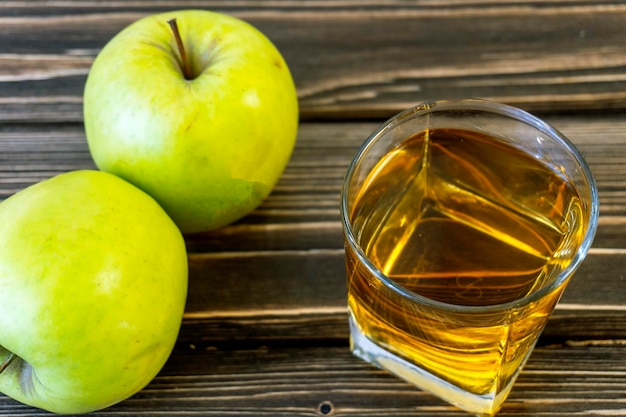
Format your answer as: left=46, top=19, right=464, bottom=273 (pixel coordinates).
left=340, top=99, right=599, bottom=416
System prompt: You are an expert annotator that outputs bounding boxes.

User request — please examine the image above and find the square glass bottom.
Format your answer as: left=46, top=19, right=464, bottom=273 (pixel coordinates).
left=349, top=313, right=516, bottom=417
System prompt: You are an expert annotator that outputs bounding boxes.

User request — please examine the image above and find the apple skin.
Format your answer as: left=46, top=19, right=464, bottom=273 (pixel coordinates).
left=83, top=9, right=299, bottom=234
left=0, top=170, right=188, bottom=414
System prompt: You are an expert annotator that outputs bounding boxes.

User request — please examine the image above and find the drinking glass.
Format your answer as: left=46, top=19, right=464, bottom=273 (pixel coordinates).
left=341, top=99, right=599, bottom=416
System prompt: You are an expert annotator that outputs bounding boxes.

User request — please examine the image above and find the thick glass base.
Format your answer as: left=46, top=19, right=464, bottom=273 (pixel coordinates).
left=349, top=314, right=512, bottom=417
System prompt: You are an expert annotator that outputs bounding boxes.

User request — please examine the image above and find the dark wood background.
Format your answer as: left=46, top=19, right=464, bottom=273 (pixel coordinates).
left=1, top=1, right=625, bottom=416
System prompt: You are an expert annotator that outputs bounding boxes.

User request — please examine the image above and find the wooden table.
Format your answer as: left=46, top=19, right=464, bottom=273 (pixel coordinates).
left=1, top=2, right=625, bottom=416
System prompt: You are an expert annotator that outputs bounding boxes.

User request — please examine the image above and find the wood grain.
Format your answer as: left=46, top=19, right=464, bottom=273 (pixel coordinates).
left=1, top=343, right=624, bottom=416
left=1, top=1, right=626, bottom=122
left=1, top=118, right=624, bottom=344
left=2, top=2, right=625, bottom=415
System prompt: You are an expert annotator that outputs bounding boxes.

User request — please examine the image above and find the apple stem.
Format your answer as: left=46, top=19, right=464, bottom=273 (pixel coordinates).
left=167, top=18, right=193, bottom=80
left=0, top=353, right=16, bottom=374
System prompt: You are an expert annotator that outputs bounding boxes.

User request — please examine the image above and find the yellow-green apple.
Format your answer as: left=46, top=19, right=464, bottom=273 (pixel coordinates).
left=0, top=170, right=188, bottom=414
left=83, top=9, right=299, bottom=234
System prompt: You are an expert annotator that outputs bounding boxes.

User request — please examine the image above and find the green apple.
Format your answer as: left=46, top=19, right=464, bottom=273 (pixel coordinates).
left=83, top=9, right=299, bottom=234
left=0, top=170, right=188, bottom=414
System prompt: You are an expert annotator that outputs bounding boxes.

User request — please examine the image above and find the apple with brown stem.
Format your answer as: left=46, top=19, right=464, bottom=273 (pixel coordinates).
left=83, top=9, right=299, bottom=234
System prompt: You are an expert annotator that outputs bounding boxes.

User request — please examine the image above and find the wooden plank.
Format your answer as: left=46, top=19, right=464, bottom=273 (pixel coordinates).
left=181, top=248, right=626, bottom=343
left=183, top=246, right=626, bottom=314
left=1, top=343, right=624, bottom=416
left=1, top=1, right=626, bottom=122
left=1, top=117, right=625, bottom=237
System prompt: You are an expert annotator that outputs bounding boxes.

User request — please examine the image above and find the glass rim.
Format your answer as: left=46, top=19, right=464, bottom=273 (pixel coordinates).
left=340, top=98, right=600, bottom=313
